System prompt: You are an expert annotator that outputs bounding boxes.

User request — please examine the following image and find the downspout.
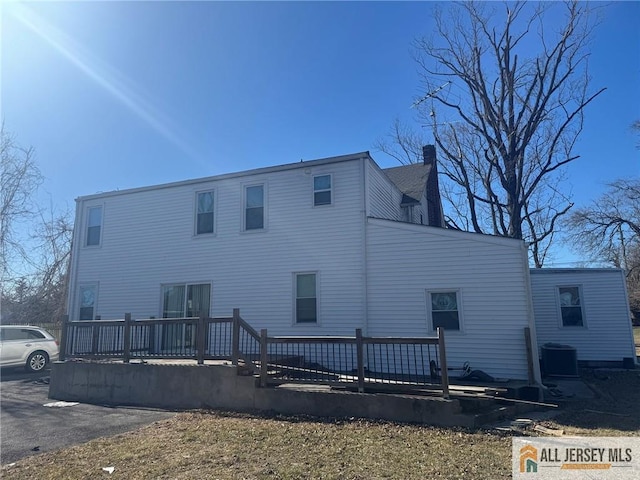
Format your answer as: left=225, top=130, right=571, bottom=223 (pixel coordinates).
left=361, top=156, right=370, bottom=335
left=521, top=240, right=543, bottom=385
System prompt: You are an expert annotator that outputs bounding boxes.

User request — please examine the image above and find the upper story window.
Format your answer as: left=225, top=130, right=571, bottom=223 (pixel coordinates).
left=244, top=184, right=264, bottom=230
left=558, top=286, right=584, bottom=327
left=401, top=205, right=414, bottom=222
left=86, top=206, right=102, bottom=246
left=428, top=290, right=461, bottom=331
left=313, top=174, right=332, bottom=206
left=195, top=191, right=214, bottom=235
left=295, top=272, right=317, bottom=323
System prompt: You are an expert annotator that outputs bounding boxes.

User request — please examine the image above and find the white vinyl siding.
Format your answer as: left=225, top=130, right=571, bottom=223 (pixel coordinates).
left=530, top=269, right=635, bottom=363
left=86, top=206, right=102, bottom=246
left=366, top=218, right=533, bottom=381
left=68, top=158, right=365, bottom=333
left=195, top=191, right=215, bottom=235
left=367, top=162, right=402, bottom=220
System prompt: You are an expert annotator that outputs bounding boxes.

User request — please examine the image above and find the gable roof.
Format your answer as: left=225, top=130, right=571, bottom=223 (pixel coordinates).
left=382, top=163, right=432, bottom=204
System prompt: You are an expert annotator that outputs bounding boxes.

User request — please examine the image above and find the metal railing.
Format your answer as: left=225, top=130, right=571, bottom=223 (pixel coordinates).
left=60, top=309, right=259, bottom=365
left=258, top=328, right=449, bottom=397
left=60, top=311, right=449, bottom=397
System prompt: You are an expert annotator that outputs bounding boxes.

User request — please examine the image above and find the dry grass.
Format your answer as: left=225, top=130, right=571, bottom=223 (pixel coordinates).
left=1, top=413, right=513, bottom=480
left=2, top=370, right=639, bottom=480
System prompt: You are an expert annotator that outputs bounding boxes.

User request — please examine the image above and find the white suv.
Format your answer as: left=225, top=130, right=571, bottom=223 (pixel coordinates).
left=0, top=326, right=60, bottom=373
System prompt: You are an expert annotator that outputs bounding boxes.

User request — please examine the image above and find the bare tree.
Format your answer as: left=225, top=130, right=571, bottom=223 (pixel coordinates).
left=377, top=1, right=605, bottom=267
left=1, top=126, right=43, bottom=281
left=1, top=128, right=73, bottom=324
left=567, top=178, right=640, bottom=317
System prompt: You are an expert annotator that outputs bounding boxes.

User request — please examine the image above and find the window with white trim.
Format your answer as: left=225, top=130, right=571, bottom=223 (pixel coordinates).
left=428, top=290, right=461, bottom=331
left=79, top=284, right=98, bottom=320
left=162, top=283, right=211, bottom=318
left=558, top=286, right=584, bottom=327
left=86, top=206, right=102, bottom=246
left=244, top=185, right=264, bottom=230
left=195, top=191, right=214, bottom=235
left=313, top=174, right=332, bottom=206
left=295, top=273, right=317, bottom=323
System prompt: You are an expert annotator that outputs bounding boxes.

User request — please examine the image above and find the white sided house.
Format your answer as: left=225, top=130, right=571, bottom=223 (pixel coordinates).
left=530, top=268, right=636, bottom=368
left=66, top=148, right=634, bottom=382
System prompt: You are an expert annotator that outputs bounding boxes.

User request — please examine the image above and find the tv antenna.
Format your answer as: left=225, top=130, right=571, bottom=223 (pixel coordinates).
left=410, top=81, right=451, bottom=109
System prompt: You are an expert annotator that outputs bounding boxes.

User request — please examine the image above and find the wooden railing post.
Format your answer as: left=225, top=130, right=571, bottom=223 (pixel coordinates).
left=123, top=313, right=132, bottom=363
left=437, top=327, right=450, bottom=399
left=356, top=328, right=365, bottom=393
left=59, top=314, right=69, bottom=361
left=260, top=328, right=268, bottom=388
left=91, top=322, right=100, bottom=356
left=197, top=315, right=205, bottom=365
left=231, top=308, right=240, bottom=365
left=524, top=327, right=535, bottom=385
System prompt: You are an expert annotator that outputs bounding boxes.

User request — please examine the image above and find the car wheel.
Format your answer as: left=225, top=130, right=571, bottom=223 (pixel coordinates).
left=26, top=351, right=49, bottom=373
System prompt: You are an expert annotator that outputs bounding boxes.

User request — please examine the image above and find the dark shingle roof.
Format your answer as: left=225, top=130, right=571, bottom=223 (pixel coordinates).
left=382, top=163, right=432, bottom=204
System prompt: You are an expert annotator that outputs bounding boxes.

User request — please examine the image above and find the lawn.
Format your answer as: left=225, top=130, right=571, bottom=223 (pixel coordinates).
left=2, top=370, right=639, bottom=480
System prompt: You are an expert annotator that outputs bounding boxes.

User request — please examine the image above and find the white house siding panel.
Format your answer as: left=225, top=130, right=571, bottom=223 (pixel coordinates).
left=530, top=269, right=635, bottom=362
left=69, top=159, right=366, bottom=336
left=367, top=162, right=402, bottom=221
left=366, top=218, right=532, bottom=380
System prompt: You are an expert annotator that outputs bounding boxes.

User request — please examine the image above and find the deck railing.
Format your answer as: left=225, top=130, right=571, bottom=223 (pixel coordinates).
left=257, top=328, right=449, bottom=397
left=60, top=311, right=448, bottom=397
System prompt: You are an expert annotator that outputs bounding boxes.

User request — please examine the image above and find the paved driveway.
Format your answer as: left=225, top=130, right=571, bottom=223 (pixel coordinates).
left=0, top=367, right=174, bottom=464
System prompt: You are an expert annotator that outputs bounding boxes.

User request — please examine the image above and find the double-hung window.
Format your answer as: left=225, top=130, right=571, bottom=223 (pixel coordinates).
left=86, top=206, right=102, bottom=246
left=558, top=286, right=584, bottom=327
left=162, top=283, right=211, bottom=318
left=245, top=185, right=264, bottom=230
left=195, top=191, right=214, bottom=235
left=313, top=174, right=332, bottom=206
left=295, top=273, right=317, bottom=323
left=428, top=290, right=461, bottom=331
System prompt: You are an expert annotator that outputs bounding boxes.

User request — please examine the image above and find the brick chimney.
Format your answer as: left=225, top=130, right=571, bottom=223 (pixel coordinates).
left=423, top=144, right=436, bottom=166
left=423, top=145, right=444, bottom=228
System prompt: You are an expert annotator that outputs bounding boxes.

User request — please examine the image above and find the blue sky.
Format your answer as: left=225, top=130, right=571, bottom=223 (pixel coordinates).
left=2, top=1, right=639, bottom=265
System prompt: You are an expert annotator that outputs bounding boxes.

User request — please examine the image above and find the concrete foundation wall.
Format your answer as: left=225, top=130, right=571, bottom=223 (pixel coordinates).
left=49, top=362, right=473, bottom=427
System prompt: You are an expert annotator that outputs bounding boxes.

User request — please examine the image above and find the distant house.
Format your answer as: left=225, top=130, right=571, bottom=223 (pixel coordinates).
left=66, top=148, right=636, bottom=382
